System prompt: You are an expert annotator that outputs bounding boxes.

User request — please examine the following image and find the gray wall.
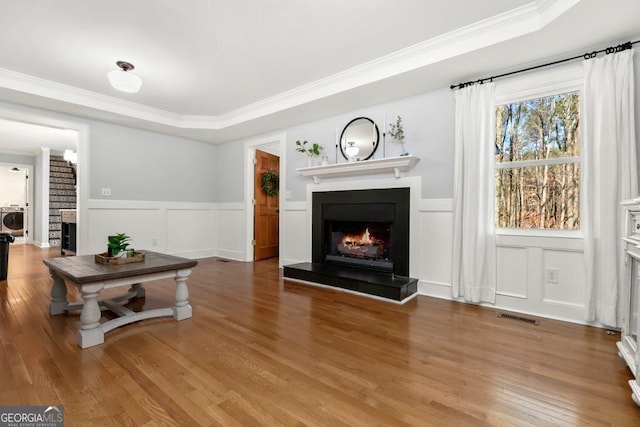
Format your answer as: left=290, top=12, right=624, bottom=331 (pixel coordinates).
left=218, top=50, right=640, bottom=203
left=216, top=88, right=455, bottom=203
left=0, top=152, right=36, bottom=165
left=0, top=101, right=219, bottom=204
left=215, top=137, right=245, bottom=203
left=89, top=121, right=218, bottom=202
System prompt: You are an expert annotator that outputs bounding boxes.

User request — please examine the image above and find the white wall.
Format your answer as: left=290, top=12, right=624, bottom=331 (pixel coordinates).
left=33, top=148, right=49, bottom=246
left=0, top=166, right=27, bottom=206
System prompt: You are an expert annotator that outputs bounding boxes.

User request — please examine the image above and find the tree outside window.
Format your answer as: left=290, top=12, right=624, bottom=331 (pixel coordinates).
left=495, top=91, right=580, bottom=229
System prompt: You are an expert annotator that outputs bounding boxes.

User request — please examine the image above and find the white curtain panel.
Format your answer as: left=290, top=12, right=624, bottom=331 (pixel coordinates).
left=452, top=83, right=497, bottom=303
left=583, top=49, right=637, bottom=327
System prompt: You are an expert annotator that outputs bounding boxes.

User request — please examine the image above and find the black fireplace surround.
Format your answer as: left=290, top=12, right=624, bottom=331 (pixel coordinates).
left=284, top=188, right=417, bottom=302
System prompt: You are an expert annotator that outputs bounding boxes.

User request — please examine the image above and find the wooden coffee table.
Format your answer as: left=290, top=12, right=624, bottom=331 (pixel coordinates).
left=43, top=251, right=198, bottom=348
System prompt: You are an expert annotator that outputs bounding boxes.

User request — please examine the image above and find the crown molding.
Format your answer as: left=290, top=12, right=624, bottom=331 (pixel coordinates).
left=0, top=0, right=580, bottom=132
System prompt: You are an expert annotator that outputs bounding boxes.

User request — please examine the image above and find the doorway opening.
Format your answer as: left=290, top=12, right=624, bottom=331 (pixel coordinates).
left=244, top=134, right=285, bottom=263
left=0, top=163, right=33, bottom=244
left=0, top=109, right=87, bottom=254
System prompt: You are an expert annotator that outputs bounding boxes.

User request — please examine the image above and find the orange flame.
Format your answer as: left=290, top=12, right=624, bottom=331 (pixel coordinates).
left=341, top=228, right=375, bottom=247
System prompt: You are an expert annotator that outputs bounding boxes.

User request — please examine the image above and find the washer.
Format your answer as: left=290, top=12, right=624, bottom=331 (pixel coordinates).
left=1, top=207, right=25, bottom=236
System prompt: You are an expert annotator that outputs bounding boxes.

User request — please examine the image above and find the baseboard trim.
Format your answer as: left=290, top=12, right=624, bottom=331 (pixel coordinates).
left=417, top=279, right=604, bottom=328
left=169, top=249, right=217, bottom=260
left=216, top=249, right=246, bottom=262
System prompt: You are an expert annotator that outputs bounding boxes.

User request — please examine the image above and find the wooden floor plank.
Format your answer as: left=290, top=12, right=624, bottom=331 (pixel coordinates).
left=0, top=244, right=639, bottom=425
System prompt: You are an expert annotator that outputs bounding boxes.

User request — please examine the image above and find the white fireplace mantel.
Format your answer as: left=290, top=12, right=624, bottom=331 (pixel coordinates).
left=297, top=155, right=420, bottom=184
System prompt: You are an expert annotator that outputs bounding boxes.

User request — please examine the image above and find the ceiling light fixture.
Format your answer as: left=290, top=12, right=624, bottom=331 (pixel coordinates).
left=108, top=61, right=142, bottom=93
left=63, top=149, right=78, bottom=164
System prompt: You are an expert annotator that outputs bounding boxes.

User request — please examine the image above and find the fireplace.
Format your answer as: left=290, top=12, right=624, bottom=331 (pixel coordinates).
left=312, top=187, right=410, bottom=276
left=284, top=187, right=417, bottom=302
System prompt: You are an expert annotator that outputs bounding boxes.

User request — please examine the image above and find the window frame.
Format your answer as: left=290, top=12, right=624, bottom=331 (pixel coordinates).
left=493, top=64, right=583, bottom=238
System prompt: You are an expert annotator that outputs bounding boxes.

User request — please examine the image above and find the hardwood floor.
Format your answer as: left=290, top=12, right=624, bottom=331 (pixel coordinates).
left=1, top=244, right=639, bottom=426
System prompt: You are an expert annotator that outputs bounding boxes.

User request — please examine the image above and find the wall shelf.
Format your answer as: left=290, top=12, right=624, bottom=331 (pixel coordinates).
left=297, top=155, right=420, bottom=184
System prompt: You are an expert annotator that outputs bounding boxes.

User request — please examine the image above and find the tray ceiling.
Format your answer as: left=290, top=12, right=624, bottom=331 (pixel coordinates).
left=0, top=0, right=638, bottom=143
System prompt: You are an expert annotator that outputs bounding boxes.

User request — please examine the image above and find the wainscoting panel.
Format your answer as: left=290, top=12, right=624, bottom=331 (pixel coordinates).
left=542, top=249, right=586, bottom=307
left=496, top=246, right=529, bottom=299
left=216, top=203, right=246, bottom=261
left=84, top=200, right=217, bottom=259
left=417, top=210, right=453, bottom=287
left=280, top=202, right=309, bottom=268
left=278, top=193, right=592, bottom=325
left=86, top=208, right=162, bottom=255
left=166, top=209, right=216, bottom=258
left=391, top=198, right=590, bottom=325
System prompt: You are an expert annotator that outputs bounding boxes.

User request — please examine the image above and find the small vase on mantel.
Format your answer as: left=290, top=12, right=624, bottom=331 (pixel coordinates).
left=321, top=156, right=329, bottom=166
left=307, top=156, right=313, bottom=168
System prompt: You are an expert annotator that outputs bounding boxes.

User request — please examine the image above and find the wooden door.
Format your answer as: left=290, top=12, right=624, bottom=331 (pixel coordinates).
left=254, top=149, right=279, bottom=261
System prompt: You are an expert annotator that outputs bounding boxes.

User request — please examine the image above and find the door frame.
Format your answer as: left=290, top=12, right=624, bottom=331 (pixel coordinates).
left=244, top=132, right=286, bottom=262
left=0, top=161, right=34, bottom=243
left=0, top=106, right=89, bottom=254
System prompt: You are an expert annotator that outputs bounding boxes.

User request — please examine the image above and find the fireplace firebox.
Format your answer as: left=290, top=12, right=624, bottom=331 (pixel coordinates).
left=284, top=187, right=417, bottom=302
left=325, top=220, right=393, bottom=271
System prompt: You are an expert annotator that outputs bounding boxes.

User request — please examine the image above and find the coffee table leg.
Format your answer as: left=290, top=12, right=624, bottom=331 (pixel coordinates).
left=77, top=283, right=105, bottom=348
left=173, top=269, right=192, bottom=321
left=129, top=283, right=146, bottom=298
left=49, top=273, right=68, bottom=315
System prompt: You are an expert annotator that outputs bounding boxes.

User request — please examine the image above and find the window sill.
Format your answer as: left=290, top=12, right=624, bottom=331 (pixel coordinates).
left=496, top=228, right=583, bottom=240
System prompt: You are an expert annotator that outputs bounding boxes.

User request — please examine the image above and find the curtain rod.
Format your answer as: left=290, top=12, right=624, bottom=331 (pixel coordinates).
left=449, top=40, right=639, bottom=90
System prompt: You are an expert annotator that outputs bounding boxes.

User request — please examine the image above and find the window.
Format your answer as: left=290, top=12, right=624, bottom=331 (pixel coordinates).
left=495, top=91, right=580, bottom=229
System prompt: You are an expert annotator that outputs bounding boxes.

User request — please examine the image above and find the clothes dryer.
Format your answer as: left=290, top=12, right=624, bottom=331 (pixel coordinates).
left=1, top=207, right=24, bottom=236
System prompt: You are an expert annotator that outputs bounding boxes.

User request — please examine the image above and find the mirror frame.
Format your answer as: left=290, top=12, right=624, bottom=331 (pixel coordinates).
left=339, top=117, right=379, bottom=162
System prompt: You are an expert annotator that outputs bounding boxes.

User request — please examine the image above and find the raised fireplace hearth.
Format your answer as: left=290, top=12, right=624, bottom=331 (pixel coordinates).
left=284, top=188, right=418, bottom=302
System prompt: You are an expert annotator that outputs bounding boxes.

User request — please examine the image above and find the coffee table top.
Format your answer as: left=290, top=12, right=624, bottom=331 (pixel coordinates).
left=43, top=250, right=198, bottom=284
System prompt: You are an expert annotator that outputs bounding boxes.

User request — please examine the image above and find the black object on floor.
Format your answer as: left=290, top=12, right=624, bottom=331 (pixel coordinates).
left=283, top=262, right=417, bottom=302
left=0, top=232, right=15, bottom=281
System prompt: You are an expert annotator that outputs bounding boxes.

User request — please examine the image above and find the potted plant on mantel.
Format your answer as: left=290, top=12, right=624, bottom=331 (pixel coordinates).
left=388, top=116, right=408, bottom=156
left=295, top=140, right=323, bottom=167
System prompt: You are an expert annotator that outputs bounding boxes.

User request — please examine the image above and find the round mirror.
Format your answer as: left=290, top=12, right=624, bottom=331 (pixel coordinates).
left=339, top=117, right=379, bottom=161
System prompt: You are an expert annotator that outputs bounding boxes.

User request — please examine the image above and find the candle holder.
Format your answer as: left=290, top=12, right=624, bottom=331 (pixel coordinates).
left=382, top=113, right=387, bottom=158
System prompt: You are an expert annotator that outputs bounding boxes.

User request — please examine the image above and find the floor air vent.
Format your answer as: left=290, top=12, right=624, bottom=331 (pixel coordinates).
left=497, top=313, right=539, bottom=326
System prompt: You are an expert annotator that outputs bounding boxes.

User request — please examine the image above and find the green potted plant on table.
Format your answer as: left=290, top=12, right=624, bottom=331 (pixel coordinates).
left=107, top=233, right=132, bottom=258
left=295, top=140, right=323, bottom=167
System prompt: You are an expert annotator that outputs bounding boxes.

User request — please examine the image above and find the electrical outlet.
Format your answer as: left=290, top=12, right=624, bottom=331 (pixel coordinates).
left=101, top=187, right=112, bottom=196
left=545, top=268, right=559, bottom=284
